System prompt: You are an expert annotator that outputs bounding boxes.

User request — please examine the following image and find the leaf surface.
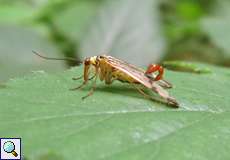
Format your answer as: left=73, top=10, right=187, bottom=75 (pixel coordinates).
left=0, top=63, right=230, bottom=160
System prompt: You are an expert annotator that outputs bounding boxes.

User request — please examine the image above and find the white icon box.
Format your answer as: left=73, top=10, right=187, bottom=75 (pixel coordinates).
left=0, top=138, right=21, bottom=160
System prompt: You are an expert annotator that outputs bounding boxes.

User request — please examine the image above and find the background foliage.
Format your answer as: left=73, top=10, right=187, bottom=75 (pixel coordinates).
left=0, top=0, right=230, bottom=82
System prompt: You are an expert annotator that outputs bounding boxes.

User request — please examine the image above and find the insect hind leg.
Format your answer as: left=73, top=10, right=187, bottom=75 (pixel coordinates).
left=132, top=84, right=162, bottom=103
left=156, top=80, right=173, bottom=89
left=132, top=84, right=179, bottom=107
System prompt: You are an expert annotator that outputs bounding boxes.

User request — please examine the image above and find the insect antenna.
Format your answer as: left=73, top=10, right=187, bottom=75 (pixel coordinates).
left=32, top=50, right=82, bottom=65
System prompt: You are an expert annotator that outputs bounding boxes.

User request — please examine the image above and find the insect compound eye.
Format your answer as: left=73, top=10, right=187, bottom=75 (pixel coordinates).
left=96, top=56, right=99, bottom=61
left=84, top=58, right=90, bottom=65
left=96, top=56, right=102, bottom=61
left=99, top=55, right=105, bottom=59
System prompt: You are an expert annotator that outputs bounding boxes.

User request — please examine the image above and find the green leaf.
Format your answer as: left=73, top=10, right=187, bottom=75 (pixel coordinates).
left=0, top=63, right=230, bottom=159
left=163, top=61, right=212, bottom=74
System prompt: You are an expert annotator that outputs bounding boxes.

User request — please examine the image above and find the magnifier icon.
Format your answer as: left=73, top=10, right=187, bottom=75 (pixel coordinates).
left=3, top=141, right=18, bottom=157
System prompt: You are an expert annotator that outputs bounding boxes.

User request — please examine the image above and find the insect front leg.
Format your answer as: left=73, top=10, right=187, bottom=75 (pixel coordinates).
left=145, top=64, right=164, bottom=81
left=71, top=75, right=96, bottom=90
left=72, top=75, right=83, bottom=80
left=81, top=67, right=99, bottom=100
left=72, top=74, right=96, bottom=81
left=70, top=79, right=88, bottom=90
left=70, top=60, right=91, bottom=90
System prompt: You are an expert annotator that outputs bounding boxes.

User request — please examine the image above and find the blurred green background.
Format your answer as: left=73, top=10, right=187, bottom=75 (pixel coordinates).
left=1, top=0, right=230, bottom=82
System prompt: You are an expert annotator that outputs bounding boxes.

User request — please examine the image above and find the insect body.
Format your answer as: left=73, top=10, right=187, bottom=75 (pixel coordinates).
left=33, top=52, right=179, bottom=107
left=72, top=55, right=179, bottom=107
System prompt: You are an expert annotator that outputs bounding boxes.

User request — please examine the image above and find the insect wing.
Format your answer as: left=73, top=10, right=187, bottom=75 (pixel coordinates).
left=104, top=56, right=153, bottom=88
left=107, top=56, right=172, bottom=88
left=103, top=56, right=179, bottom=107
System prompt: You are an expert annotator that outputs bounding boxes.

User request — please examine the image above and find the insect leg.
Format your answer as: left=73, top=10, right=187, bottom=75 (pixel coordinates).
left=70, top=82, right=87, bottom=90
left=72, top=74, right=96, bottom=81
left=72, top=75, right=83, bottom=80
left=70, top=60, right=91, bottom=90
left=132, top=84, right=152, bottom=99
left=131, top=84, right=162, bottom=102
left=71, top=75, right=97, bottom=90
left=105, top=65, right=113, bottom=84
left=70, top=73, right=97, bottom=90
left=81, top=70, right=98, bottom=100
left=88, top=74, right=96, bottom=80
left=151, top=83, right=179, bottom=107
left=156, top=80, right=173, bottom=89
left=70, top=76, right=96, bottom=90
left=145, top=64, right=164, bottom=81
left=132, top=84, right=179, bottom=107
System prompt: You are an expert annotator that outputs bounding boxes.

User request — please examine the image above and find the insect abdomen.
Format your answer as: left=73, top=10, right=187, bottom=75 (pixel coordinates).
left=112, top=70, right=139, bottom=84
